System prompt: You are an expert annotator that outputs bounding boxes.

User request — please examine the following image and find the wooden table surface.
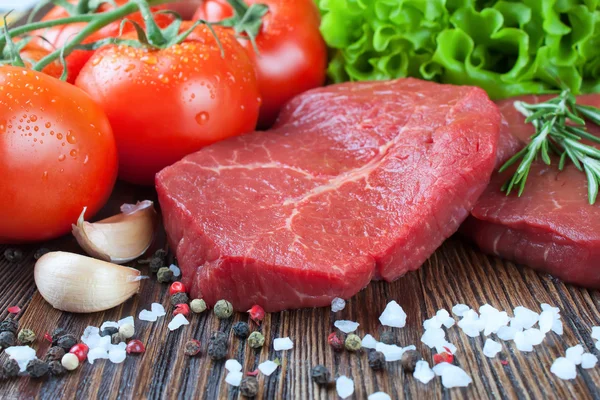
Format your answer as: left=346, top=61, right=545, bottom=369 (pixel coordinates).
left=1, top=182, right=600, bottom=400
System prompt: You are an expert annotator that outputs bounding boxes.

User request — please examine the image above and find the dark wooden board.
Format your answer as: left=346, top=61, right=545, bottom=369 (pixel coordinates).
left=1, top=182, right=600, bottom=400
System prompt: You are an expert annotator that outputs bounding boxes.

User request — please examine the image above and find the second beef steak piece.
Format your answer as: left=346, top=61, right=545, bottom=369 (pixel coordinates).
left=156, top=78, right=501, bottom=311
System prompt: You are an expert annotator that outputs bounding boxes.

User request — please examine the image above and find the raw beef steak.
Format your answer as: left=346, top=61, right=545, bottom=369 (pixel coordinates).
left=464, top=94, right=600, bottom=288
left=156, top=78, right=501, bottom=311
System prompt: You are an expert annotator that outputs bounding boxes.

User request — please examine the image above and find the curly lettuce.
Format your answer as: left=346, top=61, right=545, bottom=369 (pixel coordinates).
left=317, top=0, right=600, bottom=98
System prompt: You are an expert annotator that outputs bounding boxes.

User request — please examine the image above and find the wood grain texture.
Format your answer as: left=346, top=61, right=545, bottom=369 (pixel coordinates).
left=1, top=182, right=599, bottom=400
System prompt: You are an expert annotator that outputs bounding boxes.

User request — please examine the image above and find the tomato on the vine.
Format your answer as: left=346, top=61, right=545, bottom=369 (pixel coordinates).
left=75, top=23, right=261, bottom=185
left=193, top=0, right=327, bottom=127
left=0, top=67, right=118, bottom=243
left=19, top=43, right=64, bottom=79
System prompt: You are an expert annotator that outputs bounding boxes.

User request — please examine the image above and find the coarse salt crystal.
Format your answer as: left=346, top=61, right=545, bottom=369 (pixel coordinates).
left=258, top=360, right=278, bottom=376
left=139, top=309, right=157, bottom=322
left=151, top=303, right=166, bottom=317
left=331, top=297, right=346, bottom=312
left=375, top=342, right=405, bottom=361
left=421, top=328, right=445, bottom=348
left=591, top=326, right=600, bottom=341
left=118, top=316, right=134, bottom=327
left=596, top=341, right=600, bottom=352
left=379, top=301, right=407, bottom=328
left=435, top=341, right=457, bottom=355
left=167, top=314, right=189, bottom=331
left=100, top=321, right=119, bottom=331
left=361, top=334, right=378, bottom=349
left=433, top=363, right=472, bottom=388
left=581, top=353, right=598, bottom=369
left=513, top=331, right=533, bottom=352
left=413, top=360, right=435, bottom=384
left=496, top=325, right=520, bottom=341
left=108, top=342, right=127, bottom=353
left=336, top=376, right=354, bottom=399
left=483, top=339, right=502, bottom=358
left=512, top=306, right=539, bottom=330
left=541, top=303, right=560, bottom=315
left=479, top=304, right=499, bottom=316
left=452, top=304, right=470, bottom=317
left=566, top=345, right=584, bottom=365
left=458, top=313, right=484, bottom=338
left=169, top=264, right=181, bottom=277
left=273, top=337, right=294, bottom=351
left=88, top=347, right=109, bottom=364
left=368, top=392, right=391, bottom=400
left=4, top=346, right=36, bottom=372
left=225, top=371, right=243, bottom=386
left=108, top=348, right=127, bottom=364
left=81, top=331, right=102, bottom=348
left=522, top=328, right=545, bottom=346
left=225, top=359, right=242, bottom=372
left=551, top=357, right=577, bottom=380
left=538, top=310, right=554, bottom=334
left=423, top=316, right=443, bottom=330
left=83, top=326, right=100, bottom=338
left=334, top=320, right=359, bottom=334
left=483, top=311, right=510, bottom=336
left=552, top=319, right=563, bottom=335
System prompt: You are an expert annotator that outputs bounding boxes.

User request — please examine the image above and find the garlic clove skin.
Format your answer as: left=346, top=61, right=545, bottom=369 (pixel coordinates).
left=72, top=200, right=157, bottom=264
left=35, top=251, right=143, bottom=313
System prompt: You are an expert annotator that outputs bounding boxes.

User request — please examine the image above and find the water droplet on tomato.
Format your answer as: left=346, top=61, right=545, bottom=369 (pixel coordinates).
left=195, top=112, right=209, bottom=125
left=125, top=64, right=136, bottom=72
left=0, top=120, right=6, bottom=134
left=83, top=155, right=89, bottom=165
left=67, top=131, right=76, bottom=144
left=70, top=149, right=78, bottom=157
left=92, top=56, right=103, bottom=66
left=30, top=115, right=37, bottom=122
left=58, top=154, right=66, bottom=162
left=158, top=74, right=169, bottom=84
left=56, top=133, right=63, bottom=140
left=42, top=171, right=48, bottom=179
left=141, top=55, right=158, bottom=65
left=45, top=122, right=51, bottom=129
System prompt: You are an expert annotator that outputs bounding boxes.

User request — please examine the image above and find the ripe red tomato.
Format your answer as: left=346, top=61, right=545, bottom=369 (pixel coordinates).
left=19, top=44, right=64, bottom=79
left=75, top=23, right=260, bottom=185
left=193, top=0, right=327, bottom=127
left=0, top=67, right=118, bottom=243
left=35, top=0, right=173, bottom=83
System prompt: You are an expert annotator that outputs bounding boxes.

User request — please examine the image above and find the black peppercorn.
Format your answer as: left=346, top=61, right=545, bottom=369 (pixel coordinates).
left=56, top=334, right=78, bottom=351
left=100, top=327, right=119, bottom=337
left=48, top=361, right=66, bottom=376
left=0, top=331, right=16, bottom=348
left=26, top=359, right=49, bottom=379
left=34, top=248, right=50, bottom=260
left=401, top=349, right=422, bottom=373
left=170, top=292, right=189, bottom=307
left=232, top=322, right=250, bottom=339
left=3, top=359, right=19, bottom=378
left=379, top=330, right=395, bottom=345
left=45, top=346, right=66, bottom=362
left=240, top=376, right=259, bottom=397
left=368, top=351, right=386, bottom=370
left=311, top=365, right=330, bottom=385
left=0, top=319, right=18, bottom=335
left=51, top=328, right=67, bottom=345
left=184, top=340, right=201, bottom=356
left=149, top=256, right=165, bottom=274
left=207, top=331, right=228, bottom=360
left=210, top=331, right=228, bottom=342
left=3, top=248, right=23, bottom=263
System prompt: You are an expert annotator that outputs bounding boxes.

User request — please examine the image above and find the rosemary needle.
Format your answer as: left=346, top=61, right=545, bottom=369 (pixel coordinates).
left=499, top=89, right=600, bottom=205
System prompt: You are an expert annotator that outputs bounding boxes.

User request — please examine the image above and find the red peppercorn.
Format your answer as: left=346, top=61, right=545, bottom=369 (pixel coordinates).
left=327, top=332, right=344, bottom=351
left=44, top=332, right=53, bottom=343
left=247, top=305, right=265, bottom=325
left=173, top=303, right=190, bottom=317
left=69, top=343, right=89, bottom=362
left=169, top=281, right=186, bottom=295
left=126, top=339, right=146, bottom=354
left=433, top=351, right=453, bottom=365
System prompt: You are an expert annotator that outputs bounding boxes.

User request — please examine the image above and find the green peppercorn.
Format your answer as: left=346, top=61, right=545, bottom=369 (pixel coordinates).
left=26, top=359, right=49, bottom=379
left=240, top=376, right=259, bottom=397
left=344, top=334, right=361, bottom=351
left=157, top=267, right=173, bottom=283
left=311, top=365, right=330, bottom=385
left=401, top=349, right=422, bottom=373
left=17, top=328, right=35, bottom=344
left=368, top=350, right=385, bottom=370
left=190, top=298, right=207, bottom=313
left=45, top=346, right=65, bottom=362
left=0, top=319, right=18, bottom=335
left=232, top=322, right=250, bottom=339
left=48, top=361, right=66, bottom=376
left=248, top=331, right=265, bottom=349
left=170, top=292, right=189, bottom=307
left=3, top=248, right=23, bottom=263
left=3, top=359, right=19, bottom=378
left=214, top=299, right=233, bottom=319
left=379, top=330, right=395, bottom=345
left=0, top=331, right=16, bottom=348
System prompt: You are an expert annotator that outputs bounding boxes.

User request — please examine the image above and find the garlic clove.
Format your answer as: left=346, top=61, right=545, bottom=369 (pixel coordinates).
left=72, top=200, right=157, bottom=264
left=34, top=251, right=144, bottom=313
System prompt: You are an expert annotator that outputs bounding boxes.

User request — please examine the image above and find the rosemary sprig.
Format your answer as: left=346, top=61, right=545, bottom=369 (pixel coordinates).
left=499, top=89, right=600, bottom=205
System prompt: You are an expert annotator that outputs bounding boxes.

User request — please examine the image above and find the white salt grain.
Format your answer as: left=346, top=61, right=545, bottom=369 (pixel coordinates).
left=334, top=320, right=359, bottom=334
left=4, top=346, right=36, bottom=372
left=452, top=304, right=470, bottom=317
left=458, top=312, right=484, bottom=338
left=88, top=347, right=109, bottom=364
left=566, top=345, right=584, bottom=365
left=139, top=309, right=157, bottom=322
left=513, top=331, right=533, bottom=352
left=225, top=371, right=243, bottom=386
left=108, top=348, right=127, bottom=364
left=538, top=310, right=554, bottom=334
left=100, top=321, right=119, bottom=331
left=375, top=342, right=404, bottom=361
left=379, top=300, right=407, bottom=328
left=541, top=303, right=560, bottom=315
left=483, top=339, right=502, bottom=358
left=118, top=316, right=134, bottom=327
left=108, top=342, right=127, bottom=353
left=522, top=328, right=545, bottom=346
left=331, top=297, right=346, bottom=312
left=496, top=325, right=520, bottom=341
left=591, top=326, right=600, bottom=341
left=258, top=360, right=278, bottom=376
left=225, top=359, right=242, bottom=372
left=512, top=306, right=539, bottom=330
left=433, top=363, right=472, bottom=388
left=421, top=328, right=445, bottom=348
left=552, top=319, right=564, bottom=335
left=82, top=326, right=100, bottom=339
left=168, top=314, right=189, bottom=331
left=169, top=264, right=181, bottom=277
left=581, top=353, right=598, bottom=369
left=423, top=316, right=443, bottom=330
left=413, top=360, right=435, bottom=384
left=435, top=341, right=457, bottom=355
left=361, top=334, right=378, bottom=349
left=81, top=331, right=103, bottom=348
left=151, top=303, right=166, bottom=317
left=368, top=392, right=391, bottom=400
left=596, top=341, right=600, bottom=352
left=551, top=357, right=577, bottom=380
left=336, top=375, right=354, bottom=399
left=273, top=337, right=294, bottom=351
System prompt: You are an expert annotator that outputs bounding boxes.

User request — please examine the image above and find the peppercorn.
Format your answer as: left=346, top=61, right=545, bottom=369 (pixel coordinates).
left=214, top=299, right=233, bottom=319
left=119, top=323, right=135, bottom=339
left=401, top=349, right=422, bottom=372
left=48, top=361, right=66, bottom=376
left=368, top=350, right=386, bottom=370
left=126, top=339, right=146, bottom=354
left=0, top=319, right=18, bottom=335
left=170, top=292, right=189, bottom=307
left=51, top=328, right=67, bottom=345
left=211, top=331, right=228, bottom=342
left=56, top=334, right=78, bottom=351
left=311, top=365, right=330, bottom=385
left=18, top=328, right=36, bottom=344
left=379, top=330, right=395, bottom=345
left=61, top=353, right=79, bottom=371
left=327, top=332, right=344, bottom=351
left=208, top=338, right=228, bottom=360
left=169, top=281, right=186, bottom=295
left=45, top=346, right=65, bottom=362
left=184, top=339, right=201, bottom=356
left=232, top=322, right=250, bottom=339
left=149, top=257, right=165, bottom=273
left=3, top=248, right=23, bottom=263
left=157, top=267, right=173, bottom=283
left=247, top=331, right=265, bottom=349
left=26, top=359, right=49, bottom=379
left=3, top=359, right=19, bottom=378
left=344, top=334, right=361, bottom=352
left=111, top=333, right=125, bottom=345
left=69, top=343, right=89, bottom=362
left=240, top=376, right=259, bottom=397
left=190, top=298, right=207, bottom=313
left=174, top=303, right=190, bottom=317
left=247, top=305, right=266, bottom=325
left=0, top=331, right=16, bottom=348
left=34, top=248, right=50, bottom=260
left=100, top=327, right=119, bottom=337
